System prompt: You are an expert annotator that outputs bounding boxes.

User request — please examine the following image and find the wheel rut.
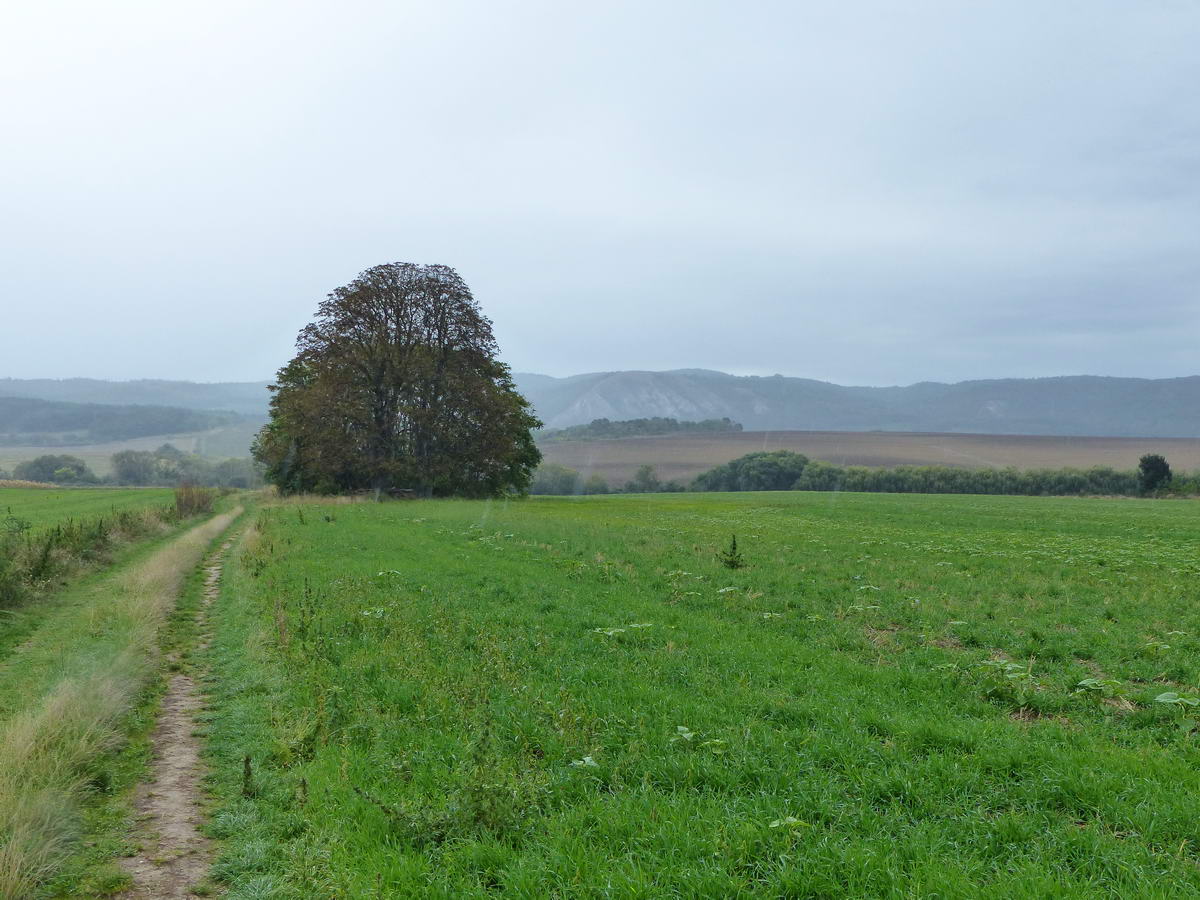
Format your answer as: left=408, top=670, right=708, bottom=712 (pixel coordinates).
left=119, top=537, right=235, bottom=899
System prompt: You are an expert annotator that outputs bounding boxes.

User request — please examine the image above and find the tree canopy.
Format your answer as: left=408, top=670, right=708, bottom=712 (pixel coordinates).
left=13, top=454, right=97, bottom=484
left=539, top=417, right=742, bottom=442
left=1137, top=454, right=1172, bottom=493
left=253, top=263, right=541, bottom=496
left=692, top=450, right=810, bottom=492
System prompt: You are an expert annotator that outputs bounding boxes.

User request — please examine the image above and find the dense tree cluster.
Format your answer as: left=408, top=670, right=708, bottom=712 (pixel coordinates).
left=2, top=446, right=260, bottom=487
left=12, top=454, right=98, bottom=484
left=527, top=452, right=1196, bottom=497
left=253, top=263, right=541, bottom=496
left=791, top=461, right=1143, bottom=495
left=692, top=451, right=810, bottom=492
left=694, top=453, right=1196, bottom=497
left=110, top=445, right=261, bottom=488
left=528, top=462, right=685, bottom=495
left=539, top=417, right=742, bottom=443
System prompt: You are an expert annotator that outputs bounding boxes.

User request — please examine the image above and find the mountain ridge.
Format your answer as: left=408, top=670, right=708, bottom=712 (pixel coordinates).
left=0, top=378, right=271, bottom=417
left=2, top=371, right=1198, bottom=438
left=512, top=371, right=1200, bottom=438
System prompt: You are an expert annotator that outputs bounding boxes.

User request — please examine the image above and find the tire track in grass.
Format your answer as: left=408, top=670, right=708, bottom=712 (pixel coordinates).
left=119, top=538, right=236, bottom=899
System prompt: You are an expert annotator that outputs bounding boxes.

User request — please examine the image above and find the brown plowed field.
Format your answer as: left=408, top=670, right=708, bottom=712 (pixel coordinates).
left=538, top=431, right=1200, bottom=486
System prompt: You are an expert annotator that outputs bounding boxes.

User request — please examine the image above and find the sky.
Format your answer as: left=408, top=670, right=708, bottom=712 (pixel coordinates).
left=1, top=0, right=1197, bottom=387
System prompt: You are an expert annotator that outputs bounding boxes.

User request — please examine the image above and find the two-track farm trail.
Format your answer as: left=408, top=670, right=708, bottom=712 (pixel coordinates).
left=119, top=535, right=238, bottom=899
left=0, top=505, right=241, bottom=899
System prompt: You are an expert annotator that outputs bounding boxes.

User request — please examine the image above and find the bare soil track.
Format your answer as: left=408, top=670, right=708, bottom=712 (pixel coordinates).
left=119, top=537, right=235, bottom=899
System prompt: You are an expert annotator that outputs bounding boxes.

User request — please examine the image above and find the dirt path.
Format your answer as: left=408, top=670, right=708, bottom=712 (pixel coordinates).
left=119, top=536, right=236, bottom=898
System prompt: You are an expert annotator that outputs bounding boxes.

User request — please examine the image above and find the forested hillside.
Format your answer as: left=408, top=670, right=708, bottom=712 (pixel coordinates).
left=0, top=378, right=269, bottom=416
left=5, top=371, right=1199, bottom=439
left=0, top=396, right=242, bottom=446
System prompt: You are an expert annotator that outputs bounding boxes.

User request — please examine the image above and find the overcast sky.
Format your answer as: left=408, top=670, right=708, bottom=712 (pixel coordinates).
left=2, top=1, right=1197, bottom=386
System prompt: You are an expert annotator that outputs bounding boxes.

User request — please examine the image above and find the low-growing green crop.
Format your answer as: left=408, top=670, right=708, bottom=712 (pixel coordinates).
left=201, top=491, right=1200, bottom=897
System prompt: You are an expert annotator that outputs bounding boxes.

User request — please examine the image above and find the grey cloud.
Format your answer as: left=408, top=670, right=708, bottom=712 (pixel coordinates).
left=0, top=0, right=1196, bottom=385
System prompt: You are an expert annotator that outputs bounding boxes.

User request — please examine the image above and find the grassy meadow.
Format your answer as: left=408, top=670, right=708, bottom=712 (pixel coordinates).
left=202, top=491, right=1200, bottom=897
left=538, top=430, right=1200, bottom=486
left=0, top=487, right=175, bottom=531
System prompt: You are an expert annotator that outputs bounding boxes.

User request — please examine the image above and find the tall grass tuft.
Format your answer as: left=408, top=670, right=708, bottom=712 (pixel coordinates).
left=174, top=483, right=217, bottom=517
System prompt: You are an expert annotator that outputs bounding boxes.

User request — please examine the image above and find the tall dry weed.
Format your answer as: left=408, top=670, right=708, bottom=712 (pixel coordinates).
left=174, top=483, right=217, bottom=517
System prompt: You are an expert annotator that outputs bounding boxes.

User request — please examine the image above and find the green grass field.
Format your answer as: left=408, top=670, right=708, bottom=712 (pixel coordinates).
left=201, top=492, right=1200, bottom=897
left=0, top=487, right=175, bottom=531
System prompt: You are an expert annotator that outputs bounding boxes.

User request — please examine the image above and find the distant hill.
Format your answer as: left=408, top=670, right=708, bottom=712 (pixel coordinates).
left=0, top=378, right=270, bottom=417
left=514, top=371, right=1200, bottom=437
left=4, top=371, right=1198, bottom=439
left=0, top=396, right=243, bottom=446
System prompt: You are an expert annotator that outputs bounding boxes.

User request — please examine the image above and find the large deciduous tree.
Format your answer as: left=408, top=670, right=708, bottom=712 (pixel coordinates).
left=253, top=263, right=541, bottom=496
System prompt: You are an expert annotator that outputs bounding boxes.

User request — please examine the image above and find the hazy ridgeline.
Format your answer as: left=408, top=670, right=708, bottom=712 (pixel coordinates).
left=517, top=371, right=1200, bottom=436
left=0, top=397, right=242, bottom=447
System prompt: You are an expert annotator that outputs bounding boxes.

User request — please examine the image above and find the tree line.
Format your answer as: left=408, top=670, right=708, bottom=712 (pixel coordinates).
left=0, top=445, right=262, bottom=488
left=529, top=451, right=1195, bottom=497
left=530, top=462, right=687, bottom=495
left=538, top=417, right=742, bottom=443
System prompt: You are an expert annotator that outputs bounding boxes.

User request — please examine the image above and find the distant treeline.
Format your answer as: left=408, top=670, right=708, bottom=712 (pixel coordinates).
left=530, top=462, right=686, bottom=496
left=538, top=417, right=742, bottom=443
left=530, top=451, right=1196, bottom=497
left=0, top=396, right=241, bottom=446
left=0, top=445, right=262, bottom=488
